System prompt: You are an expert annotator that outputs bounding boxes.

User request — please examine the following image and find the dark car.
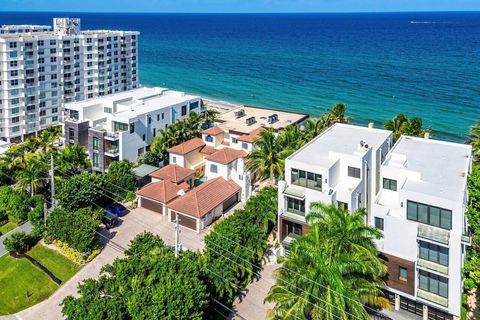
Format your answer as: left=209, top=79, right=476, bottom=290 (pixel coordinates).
left=104, top=203, right=128, bottom=217
left=102, top=211, right=119, bottom=229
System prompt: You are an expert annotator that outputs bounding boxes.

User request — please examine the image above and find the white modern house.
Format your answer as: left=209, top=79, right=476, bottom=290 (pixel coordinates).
left=372, top=136, right=472, bottom=320
left=278, top=123, right=472, bottom=320
left=0, top=18, right=138, bottom=143
left=63, top=87, right=201, bottom=172
left=278, top=123, right=393, bottom=250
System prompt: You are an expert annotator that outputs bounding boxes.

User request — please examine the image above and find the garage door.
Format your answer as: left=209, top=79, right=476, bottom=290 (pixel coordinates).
left=170, top=211, right=197, bottom=230
left=140, top=197, right=164, bottom=214
left=223, top=192, right=239, bottom=212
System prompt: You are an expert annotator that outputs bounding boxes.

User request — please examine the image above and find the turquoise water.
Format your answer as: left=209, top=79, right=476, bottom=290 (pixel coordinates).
left=1, top=12, right=479, bottom=141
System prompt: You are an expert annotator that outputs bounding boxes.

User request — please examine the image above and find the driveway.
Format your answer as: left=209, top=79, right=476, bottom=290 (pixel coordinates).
left=17, top=208, right=205, bottom=320
left=0, top=221, right=32, bottom=257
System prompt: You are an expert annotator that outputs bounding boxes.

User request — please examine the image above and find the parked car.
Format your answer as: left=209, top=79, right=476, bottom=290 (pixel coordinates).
left=102, top=211, right=119, bottom=229
left=104, top=203, right=128, bottom=217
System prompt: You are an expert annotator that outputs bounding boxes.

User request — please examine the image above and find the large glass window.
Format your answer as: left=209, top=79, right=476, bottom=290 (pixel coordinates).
left=419, top=241, right=449, bottom=266
left=113, top=121, right=128, bottom=132
left=92, top=153, right=99, bottom=168
left=291, top=168, right=322, bottom=191
left=92, top=137, right=100, bottom=151
left=285, top=221, right=303, bottom=236
left=348, top=166, right=361, bottom=178
left=407, top=201, right=452, bottom=230
left=383, top=178, right=397, bottom=191
left=286, top=197, right=305, bottom=216
left=375, top=217, right=384, bottom=231
left=419, top=270, right=448, bottom=298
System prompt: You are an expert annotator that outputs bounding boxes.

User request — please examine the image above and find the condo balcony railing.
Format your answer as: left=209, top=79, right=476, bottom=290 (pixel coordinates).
left=104, top=132, right=119, bottom=140
left=417, top=289, right=448, bottom=308
left=280, top=208, right=307, bottom=224
left=417, top=224, right=449, bottom=245
left=105, top=147, right=119, bottom=157
left=417, top=258, right=449, bottom=275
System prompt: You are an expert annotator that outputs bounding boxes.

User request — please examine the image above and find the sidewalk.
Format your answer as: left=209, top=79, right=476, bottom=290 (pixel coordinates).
left=0, top=221, right=32, bottom=256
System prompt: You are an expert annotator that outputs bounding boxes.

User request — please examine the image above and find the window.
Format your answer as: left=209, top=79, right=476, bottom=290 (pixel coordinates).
left=399, top=267, right=408, bottom=282
left=181, top=105, right=187, bottom=116
left=348, top=166, right=361, bottom=178
left=172, top=156, right=177, bottom=164
left=153, top=128, right=156, bottom=137
left=142, top=134, right=145, bottom=141
left=383, top=178, right=397, bottom=191
left=11, top=117, right=19, bottom=124
left=285, top=221, right=303, bottom=236
left=11, top=126, right=20, bottom=133
left=375, top=217, right=384, bottom=231
left=190, top=101, right=199, bottom=110
left=104, top=107, right=112, bottom=113
left=291, top=168, right=322, bottom=191
left=11, top=107, right=19, bottom=114
left=157, top=114, right=160, bottom=121
left=69, top=128, right=75, bottom=140
left=242, top=142, right=248, bottom=150
left=137, top=148, right=144, bottom=157
left=286, top=197, right=305, bottom=216
left=205, top=135, right=214, bottom=143
left=419, top=241, right=449, bottom=266
left=337, top=201, right=348, bottom=211
left=419, top=270, right=448, bottom=298
left=130, top=123, right=135, bottom=134
left=210, top=164, right=218, bottom=174
left=92, top=153, right=99, bottom=168
left=232, top=137, right=238, bottom=144
left=92, top=137, right=100, bottom=151
left=113, top=122, right=128, bottom=132
left=407, top=201, right=452, bottom=230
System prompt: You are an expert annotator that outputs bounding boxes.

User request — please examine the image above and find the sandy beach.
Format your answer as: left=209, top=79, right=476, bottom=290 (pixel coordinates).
left=203, top=98, right=241, bottom=114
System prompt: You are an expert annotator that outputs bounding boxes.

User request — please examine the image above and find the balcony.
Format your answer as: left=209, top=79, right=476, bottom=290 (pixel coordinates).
left=280, top=208, right=306, bottom=224
left=417, top=289, right=448, bottom=308
left=104, top=132, right=119, bottom=141
left=104, top=147, right=119, bottom=157
left=417, top=224, right=449, bottom=245
left=282, top=233, right=300, bottom=246
left=417, top=259, right=448, bottom=275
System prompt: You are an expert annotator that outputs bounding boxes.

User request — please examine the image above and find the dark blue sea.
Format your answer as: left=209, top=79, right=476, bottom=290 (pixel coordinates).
left=1, top=12, right=479, bottom=141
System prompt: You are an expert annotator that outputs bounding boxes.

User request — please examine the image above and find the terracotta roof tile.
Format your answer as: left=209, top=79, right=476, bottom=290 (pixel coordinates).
left=237, top=127, right=265, bottom=143
left=203, top=126, right=224, bottom=136
left=149, top=164, right=195, bottom=183
left=168, top=177, right=241, bottom=218
left=205, top=147, right=247, bottom=165
left=200, top=145, right=216, bottom=155
left=167, top=138, right=205, bottom=155
left=136, top=180, right=183, bottom=204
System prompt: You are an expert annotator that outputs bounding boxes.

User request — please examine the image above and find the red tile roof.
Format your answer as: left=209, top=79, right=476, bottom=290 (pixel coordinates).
left=205, top=147, right=248, bottom=164
left=200, top=145, right=216, bottom=155
left=168, top=177, right=240, bottom=218
left=149, top=164, right=194, bottom=184
left=237, top=127, right=265, bottom=143
left=167, top=138, right=205, bottom=155
left=203, top=126, right=224, bottom=136
left=136, top=180, right=184, bottom=204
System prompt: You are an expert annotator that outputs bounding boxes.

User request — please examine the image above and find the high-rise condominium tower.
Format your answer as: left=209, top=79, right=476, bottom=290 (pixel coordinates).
left=0, top=18, right=139, bottom=143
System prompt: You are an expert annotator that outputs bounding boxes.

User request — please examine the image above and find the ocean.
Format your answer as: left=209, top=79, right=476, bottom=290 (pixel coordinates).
left=1, top=11, right=479, bottom=141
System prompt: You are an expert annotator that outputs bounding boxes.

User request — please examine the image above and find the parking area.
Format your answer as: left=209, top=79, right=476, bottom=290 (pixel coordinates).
left=17, top=207, right=205, bottom=320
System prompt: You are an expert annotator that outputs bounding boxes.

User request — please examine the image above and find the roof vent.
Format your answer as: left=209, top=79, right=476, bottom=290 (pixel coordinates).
left=234, top=109, right=246, bottom=119
left=246, top=117, right=256, bottom=126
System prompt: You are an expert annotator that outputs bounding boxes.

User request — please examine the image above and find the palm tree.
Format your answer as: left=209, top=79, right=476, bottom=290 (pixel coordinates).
left=325, top=103, right=349, bottom=127
left=278, top=125, right=304, bottom=152
left=36, top=125, right=62, bottom=153
left=468, top=120, right=480, bottom=162
left=57, top=145, right=91, bottom=175
left=384, top=114, right=429, bottom=142
left=15, top=154, right=49, bottom=196
left=266, top=203, right=389, bottom=320
left=246, top=129, right=288, bottom=183
left=301, top=118, right=326, bottom=143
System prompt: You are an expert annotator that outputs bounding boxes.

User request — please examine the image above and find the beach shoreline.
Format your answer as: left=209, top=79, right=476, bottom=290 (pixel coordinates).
left=203, top=98, right=241, bottom=114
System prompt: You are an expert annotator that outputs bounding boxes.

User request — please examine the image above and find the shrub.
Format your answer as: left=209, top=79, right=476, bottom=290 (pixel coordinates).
left=53, top=240, right=101, bottom=264
left=3, top=231, right=31, bottom=254
left=46, top=207, right=100, bottom=253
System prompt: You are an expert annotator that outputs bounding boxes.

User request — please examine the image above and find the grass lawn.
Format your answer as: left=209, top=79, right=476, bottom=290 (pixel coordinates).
left=0, top=221, right=18, bottom=236
left=0, top=254, right=58, bottom=315
left=28, top=244, right=81, bottom=283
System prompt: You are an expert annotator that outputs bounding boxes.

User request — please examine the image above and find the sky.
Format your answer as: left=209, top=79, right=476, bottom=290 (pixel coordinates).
left=0, top=0, right=479, bottom=13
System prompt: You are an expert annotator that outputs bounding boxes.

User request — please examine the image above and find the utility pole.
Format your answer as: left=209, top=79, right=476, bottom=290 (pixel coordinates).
left=174, top=214, right=181, bottom=258
left=50, top=154, right=56, bottom=209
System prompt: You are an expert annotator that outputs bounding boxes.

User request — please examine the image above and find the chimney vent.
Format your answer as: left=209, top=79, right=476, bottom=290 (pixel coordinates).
left=368, top=122, right=374, bottom=128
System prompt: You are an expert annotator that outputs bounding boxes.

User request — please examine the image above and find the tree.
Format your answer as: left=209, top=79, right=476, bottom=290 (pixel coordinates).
left=105, top=160, right=136, bottom=200
left=246, top=129, right=289, bottom=183
left=46, top=207, right=99, bottom=253
left=301, top=117, right=326, bottom=143
left=384, top=114, right=430, bottom=142
left=468, top=120, right=480, bottom=162
left=0, top=186, right=30, bottom=223
left=3, top=231, right=31, bottom=255
left=62, top=232, right=209, bottom=320
left=324, top=103, right=349, bottom=127
left=266, top=203, right=388, bottom=320
left=36, top=125, right=62, bottom=153
left=15, top=153, right=49, bottom=196
left=57, top=144, right=91, bottom=175
left=56, top=173, right=108, bottom=211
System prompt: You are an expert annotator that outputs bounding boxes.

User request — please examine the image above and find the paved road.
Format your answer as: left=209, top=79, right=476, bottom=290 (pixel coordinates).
left=17, top=208, right=205, bottom=320
left=233, top=263, right=278, bottom=320
left=0, top=221, right=33, bottom=256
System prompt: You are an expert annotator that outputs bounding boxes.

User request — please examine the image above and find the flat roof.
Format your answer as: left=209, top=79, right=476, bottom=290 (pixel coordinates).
left=288, top=123, right=392, bottom=168
left=215, top=105, right=308, bottom=135
left=66, top=87, right=199, bottom=121
left=384, top=136, right=471, bottom=201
